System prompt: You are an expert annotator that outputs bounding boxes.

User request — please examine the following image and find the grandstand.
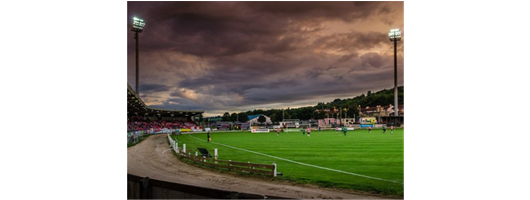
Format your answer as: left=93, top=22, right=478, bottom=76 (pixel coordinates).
left=127, top=83, right=204, bottom=131
left=247, top=114, right=272, bottom=125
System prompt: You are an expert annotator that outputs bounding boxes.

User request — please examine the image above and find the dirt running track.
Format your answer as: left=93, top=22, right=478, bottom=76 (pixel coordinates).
left=127, top=134, right=394, bottom=199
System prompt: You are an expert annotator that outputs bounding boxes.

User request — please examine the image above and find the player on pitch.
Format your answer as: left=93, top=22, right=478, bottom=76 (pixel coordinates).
left=368, top=125, right=372, bottom=133
left=382, top=125, right=387, bottom=133
left=307, top=127, right=311, bottom=138
left=391, top=125, right=394, bottom=133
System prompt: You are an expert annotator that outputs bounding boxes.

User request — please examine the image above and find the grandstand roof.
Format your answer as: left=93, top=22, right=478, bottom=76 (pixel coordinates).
left=248, top=114, right=265, bottom=120
left=127, top=83, right=204, bottom=118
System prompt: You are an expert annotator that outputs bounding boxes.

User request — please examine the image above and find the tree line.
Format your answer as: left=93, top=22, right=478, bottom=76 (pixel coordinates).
left=208, top=86, right=403, bottom=123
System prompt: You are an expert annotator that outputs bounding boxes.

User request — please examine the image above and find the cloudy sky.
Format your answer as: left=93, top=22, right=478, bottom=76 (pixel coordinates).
left=127, top=1, right=404, bottom=116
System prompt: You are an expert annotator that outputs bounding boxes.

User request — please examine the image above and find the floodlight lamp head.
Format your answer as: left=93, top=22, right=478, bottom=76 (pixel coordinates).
left=389, top=29, right=401, bottom=41
left=132, top=17, right=145, bottom=33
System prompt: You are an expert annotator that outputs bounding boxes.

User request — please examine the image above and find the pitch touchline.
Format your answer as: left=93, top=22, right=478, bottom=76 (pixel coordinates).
left=187, top=135, right=402, bottom=184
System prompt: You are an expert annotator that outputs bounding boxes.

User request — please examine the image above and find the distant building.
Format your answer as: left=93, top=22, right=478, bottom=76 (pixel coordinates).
left=359, top=105, right=404, bottom=125
left=359, top=105, right=404, bottom=117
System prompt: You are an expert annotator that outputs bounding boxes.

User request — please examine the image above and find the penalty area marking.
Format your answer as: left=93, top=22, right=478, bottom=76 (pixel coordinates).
left=187, top=135, right=402, bottom=184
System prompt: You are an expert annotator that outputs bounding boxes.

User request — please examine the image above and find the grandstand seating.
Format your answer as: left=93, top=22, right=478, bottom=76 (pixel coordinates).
left=127, top=120, right=197, bottom=131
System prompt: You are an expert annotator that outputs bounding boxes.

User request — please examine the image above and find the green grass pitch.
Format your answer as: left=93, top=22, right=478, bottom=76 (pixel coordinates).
left=172, top=129, right=404, bottom=196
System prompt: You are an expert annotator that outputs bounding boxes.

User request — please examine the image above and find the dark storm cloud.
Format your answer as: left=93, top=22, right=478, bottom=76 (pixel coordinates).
left=151, top=98, right=209, bottom=111
left=312, top=31, right=388, bottom=53
left=244, top=1, right=390, bottom=22
left=361, top=52, right=387, bottom=68
left=175, top=50, right=315, bottom=91
left=127, top=2, right=404, bottom=115
left=128, top=2, right=288, bottom=56
left=335, top=54, right=359, bottom=64
left=128, top=2, right=399, bottom=56
left=139, top=83, right=171, bottom=93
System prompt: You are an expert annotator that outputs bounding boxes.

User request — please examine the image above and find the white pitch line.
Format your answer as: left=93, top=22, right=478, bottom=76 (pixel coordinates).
left=187, top=135, right=402, bottom=184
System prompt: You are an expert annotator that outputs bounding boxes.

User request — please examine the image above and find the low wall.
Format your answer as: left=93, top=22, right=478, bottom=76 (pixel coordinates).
left=127, top=174, right=289, bottom=199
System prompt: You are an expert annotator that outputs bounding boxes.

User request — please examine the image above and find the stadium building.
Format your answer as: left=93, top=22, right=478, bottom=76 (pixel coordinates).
left=127, top=83, right=204, bottom=131
left=247, top=114, right=272, bottom=125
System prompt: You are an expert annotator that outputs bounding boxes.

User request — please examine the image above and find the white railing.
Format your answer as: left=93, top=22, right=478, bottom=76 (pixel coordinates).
left=166, top=134, right=277, bottom=177
left=167, top=134, right=179, bottom=153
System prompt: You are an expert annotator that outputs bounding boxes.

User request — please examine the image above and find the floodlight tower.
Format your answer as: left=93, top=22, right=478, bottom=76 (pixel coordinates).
left=389, top=29, right=401, bottom=116
left=132, top=17, right=145, bottom=95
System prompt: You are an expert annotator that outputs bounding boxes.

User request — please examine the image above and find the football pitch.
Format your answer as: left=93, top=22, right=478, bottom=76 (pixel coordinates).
left=172, top=129, right=404, bottom=196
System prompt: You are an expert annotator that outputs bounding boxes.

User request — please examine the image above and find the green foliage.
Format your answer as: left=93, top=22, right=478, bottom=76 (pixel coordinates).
left=230, top=113, right=238, bottom=122
left=284, top=111, right=291, bottom=120
left=257, top=115, right=267, bottom=124
left=238, top=112, right=249, bottom=122
left=271, top=110, right=283, bottom=123
left=222, top=112, right=231, bottom=121
left=290, top=112, right=298, bottom=119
